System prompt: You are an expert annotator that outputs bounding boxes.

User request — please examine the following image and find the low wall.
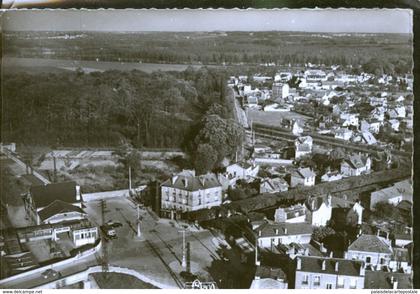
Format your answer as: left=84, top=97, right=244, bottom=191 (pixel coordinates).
left=254, top=158, right=294, bottom=166
left=83, top=189, right=129, bottom=202
left=34, top=265, right=176, bottom=289
left=0, top=239, right=102, bottom=287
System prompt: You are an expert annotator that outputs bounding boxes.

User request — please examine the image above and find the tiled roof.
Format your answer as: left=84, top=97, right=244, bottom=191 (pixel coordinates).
left=364, top=271, right=412, bottom=289
left=255, top=265, right=287, bottom=280
left=255, top=222, right=313, bottom=238
left=292, top=167, right=315, bottom=179
left=161, top=173, right=222, bottom=191
left=38, top=200, right=85, bottom=221
left=296, top=256, right=364, bottom=277
left=30, top=181, right=80, bottom=209
left=343, top=154, right=369, bottom=169
left=348, top=234, right=393, bottom=254
left=304, top=195, right=329, bottom=212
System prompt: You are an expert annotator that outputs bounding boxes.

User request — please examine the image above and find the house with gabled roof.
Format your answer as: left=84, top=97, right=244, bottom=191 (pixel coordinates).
left=160, top=171, right=222, bottom=219
left=346, top=234, right=393, bottom=270
left=274, top=204, right=306, bottom=223
left=370, top=179, right=412, bottom=210
left=250, top=265, right=288, bottom=289
left=340, top=153, right=371, bottom=177
left=28, top=181, right=84, bottom=225
left=294, top=136, right=313, bottom=159
left=304, top=195, right=332, bottom=227
left=352, top=131, right=377, bottom=145
left=255, top=221, right=313, bottom=248
left=294, top=256, right=365, bottom=289
left=260, top=177, right=289, bottom=193
left=290, top=167, right=316, bottom=187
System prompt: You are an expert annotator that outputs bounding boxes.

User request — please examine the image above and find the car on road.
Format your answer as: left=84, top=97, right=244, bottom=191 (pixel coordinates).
left=100, top=224, right=117, bottom=239
left=41, top=269, right=59, bottom=279
left=106, top=221, right=123, bottom=228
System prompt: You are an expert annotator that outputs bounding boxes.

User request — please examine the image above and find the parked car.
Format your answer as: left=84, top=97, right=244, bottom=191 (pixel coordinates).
left=41, top=269, right=58, bottom=279
left=100, top=225, right=117, bottom=239
left=106, top=221, right=123, bottom=228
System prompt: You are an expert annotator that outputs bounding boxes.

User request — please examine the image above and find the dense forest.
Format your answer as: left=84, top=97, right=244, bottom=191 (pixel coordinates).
left=3, top=31, right=413, bottom=74
left=1, top=67, right=237, bottom=155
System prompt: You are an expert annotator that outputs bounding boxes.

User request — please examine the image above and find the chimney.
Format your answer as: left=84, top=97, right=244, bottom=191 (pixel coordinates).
left=75, top=185, right=81, bottom=201
left=330, top=251, right=334, bottom=258
left=386, top=232, right=390, bottom=240
left=392, top=279, right=398, bottom=289
left=327, top=194, right=332, bottom=207
left=320, top=242, right=326, bottom=253
left=258, top=230, right=262, bottom=237
left=275, top=228, right=279, bottom=235
left=360, top=262, right=366, bottom=276
left=311, top=199, right=316, bottom=210
left=358, top=228, right=362, bottom=237
left=335, top=261, right=339, bottom=272
left=183, top=178, right=188, bottom=188
left=321, top=260, right=326, bottom=271
left=200, top=176, right=206, bottom=186
left=284, top=227, right=288, bottom=234
left=296, top=257, right=302, bottom=270
left=377, top=229, right=380, bottom=237
left=171, top=175, right=178, bottom=184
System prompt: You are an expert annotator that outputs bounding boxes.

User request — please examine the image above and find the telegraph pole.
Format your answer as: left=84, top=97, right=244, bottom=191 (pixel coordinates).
left=128, top=165, right=132, bottom=193
left=100, top=200, right=109, bottom=274
left=137, top=204, right=142, bottom=238
left=179, top=229, right=187, bottom=271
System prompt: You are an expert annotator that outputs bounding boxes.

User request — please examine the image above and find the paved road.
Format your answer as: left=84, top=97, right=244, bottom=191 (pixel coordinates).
left=83, top=197, right=221, bottom=289
left=0, top=253, right=98, bottom=289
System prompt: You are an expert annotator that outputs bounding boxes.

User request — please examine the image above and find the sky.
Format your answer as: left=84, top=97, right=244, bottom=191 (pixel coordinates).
left=1, top=9, right=412, bottom=34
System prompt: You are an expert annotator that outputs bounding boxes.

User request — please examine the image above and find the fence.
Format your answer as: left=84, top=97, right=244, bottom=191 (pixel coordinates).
left=83, top=189, right=130, bottom=202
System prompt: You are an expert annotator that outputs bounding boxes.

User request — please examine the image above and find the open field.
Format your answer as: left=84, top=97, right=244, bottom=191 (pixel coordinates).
left=3, top=31, right=412, bottom=69
left=248, top=109, right=311, bottom=127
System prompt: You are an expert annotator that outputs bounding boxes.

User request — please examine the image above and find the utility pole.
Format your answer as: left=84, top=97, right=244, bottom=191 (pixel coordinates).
left=100, top=200, right=109, bottom=274
left=179, top=229, right=187, bottom=271
left=137, top=204, right=142, bottom=238
left=128, top=165, right=132, bottom=195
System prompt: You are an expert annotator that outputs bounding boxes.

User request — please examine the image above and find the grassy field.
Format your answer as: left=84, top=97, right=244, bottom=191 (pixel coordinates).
left=3, top=31, right=412, bottom=71
left=248, top=109, right=311, bottom=127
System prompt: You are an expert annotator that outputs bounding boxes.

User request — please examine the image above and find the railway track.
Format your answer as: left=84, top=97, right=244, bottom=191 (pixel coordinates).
left=252, top=124, right=411, bottom=158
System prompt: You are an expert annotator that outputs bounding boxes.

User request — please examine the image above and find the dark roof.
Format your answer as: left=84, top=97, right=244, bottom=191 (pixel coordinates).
left=396, top=200, right=412, bottom=212
left=304, top=195, right=329, bottom=212
left=343, top=154, right=369, bottom=169
left=255, top=265, right=287, bottom=280
left=296, top=256, right=364, bottom=277
left=348, top=234, right=393, bottom=254
left=292, top=167, right=315, bottom=179
left=30, top=181, right=80, bottom=209
left=38, top=200, right=85, bottom=221
left=161, top=173, right=221, bottom=191
left=392, top=248, right=410, bottom=263
left=255, top=222, right=313, bottom=238
left=364, top=271, right=412, bottom=289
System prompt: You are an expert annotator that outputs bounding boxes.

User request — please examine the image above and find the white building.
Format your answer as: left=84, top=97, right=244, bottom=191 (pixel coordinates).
left=291, top=168, right=316, bottom=187
left=334, top=128, right=353, bottom=141
left=160, top=171, right=223, bottom=219
left=340, top=154, right=371, bottom=177
left=295, top=136, right=313, bottom=159
left=304, top=195, right=332, bottom=227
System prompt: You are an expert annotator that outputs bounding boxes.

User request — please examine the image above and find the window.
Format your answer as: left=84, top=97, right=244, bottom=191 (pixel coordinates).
left=198, top=196, right=202, bottom=205
left=350, top=279, right=357, bottom=289
left=337, top=277, right=344, bottom=288
left=326, top=283, right=333, bottom=289
left=302, top=275, right=309, bottom=285
left=313, top=276, right=320, bottom=286
left=366, top=256, right=371, bottom=263
left=380, top=257, right=385, bottom=265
